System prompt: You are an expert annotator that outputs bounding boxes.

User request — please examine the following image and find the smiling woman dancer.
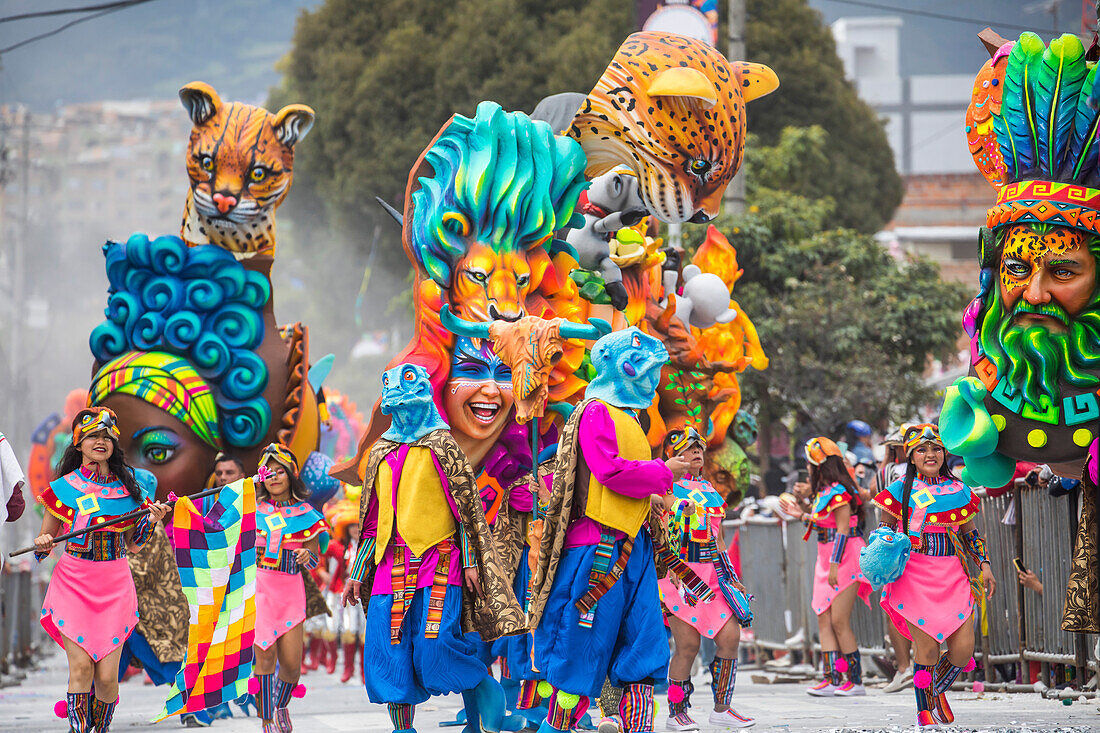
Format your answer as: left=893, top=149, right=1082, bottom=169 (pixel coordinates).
left=873, top=424, right=995, bottom=729
left=658, top=427, right=754, bottom=731
left=782, top=437, right=872, bottom=698
left=34, top=408, right=170, bottom=733
left=252, top=442, right=329, bottom=733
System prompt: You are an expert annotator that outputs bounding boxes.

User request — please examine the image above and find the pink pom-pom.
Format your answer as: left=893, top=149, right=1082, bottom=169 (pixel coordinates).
left=54, top=700, right=67, bottom=718
left=964, top=657, right=976, bottom=673
left=291, top=684, right=306, bottom=699
left=834, top=657, right=849, bottom=674
left=667, top=685, right=685, bottom=704
left=247, top=678, right=260, bottom=695
left=913, top=670, right=932, bottom=689
left=167, top=491, right=178, bottom=502
left=972, top=681, right=985, bottom=693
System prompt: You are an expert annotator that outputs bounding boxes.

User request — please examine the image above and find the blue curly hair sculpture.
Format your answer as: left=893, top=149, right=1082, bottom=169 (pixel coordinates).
left=408, top=100, right=588, bottom=287
left=89, top=233, right=272, bottom=446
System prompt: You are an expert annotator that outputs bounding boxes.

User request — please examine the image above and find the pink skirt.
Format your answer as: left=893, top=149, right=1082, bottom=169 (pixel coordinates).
left=811, top=538, right=872, bottom=615
left=881, top=552, right=974, bottom=643
left=658, top=561, right=735, bottom=639
left=40, top=553, right=137, bottom=662
left=255, top=568, right=306, bottom=650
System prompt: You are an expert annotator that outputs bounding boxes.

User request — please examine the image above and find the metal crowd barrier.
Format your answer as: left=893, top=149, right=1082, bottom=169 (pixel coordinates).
left=739, top=517, right=885, bottom=662
left=970, top=490, right=1020, bottom=664
left=737, top=488, right=1097, bottom=684
left=737, top=517, right=791, bottom=651
left=0, top=570, right=39, bottom=679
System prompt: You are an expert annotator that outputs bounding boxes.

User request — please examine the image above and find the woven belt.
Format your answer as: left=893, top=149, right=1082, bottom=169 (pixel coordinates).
left=913, top=533, right=956, bottom=556
left=65, top=531, right=126, bottom=561
left=815, top=527, right=861, bottom=543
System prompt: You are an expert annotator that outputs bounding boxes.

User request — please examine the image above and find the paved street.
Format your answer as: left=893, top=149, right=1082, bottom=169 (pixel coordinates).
left=0, top=648, right=1095, bottom=732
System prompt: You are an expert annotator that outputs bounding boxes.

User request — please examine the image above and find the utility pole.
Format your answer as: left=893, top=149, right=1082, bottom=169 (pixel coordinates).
left=725, top=0, right=747, bottom=216
left=8, top=110, right=28, bottom=447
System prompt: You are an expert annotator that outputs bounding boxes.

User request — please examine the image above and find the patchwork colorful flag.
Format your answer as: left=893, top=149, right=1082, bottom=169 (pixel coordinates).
left=155, top=477, right=257, bottom=721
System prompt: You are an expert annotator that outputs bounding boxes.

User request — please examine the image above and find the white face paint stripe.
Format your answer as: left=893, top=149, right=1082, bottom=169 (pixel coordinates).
left=447, top=379, right=512, bottom=394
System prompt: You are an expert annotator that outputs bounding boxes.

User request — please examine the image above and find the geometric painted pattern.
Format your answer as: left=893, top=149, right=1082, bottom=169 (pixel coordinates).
left=987, top=181, right=1100, bottom=236
left=155, top=477, right=257, bottom=721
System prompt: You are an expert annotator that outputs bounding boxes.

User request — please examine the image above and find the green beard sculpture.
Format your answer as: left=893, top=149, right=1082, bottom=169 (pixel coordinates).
left=978, top=287, right=1100, bottom=410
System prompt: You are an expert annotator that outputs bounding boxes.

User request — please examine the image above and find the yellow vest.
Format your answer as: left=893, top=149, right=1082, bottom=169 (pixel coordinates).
left=583, top=403, right=654, bottom=537
left=374, top=446, right=456, bottom=561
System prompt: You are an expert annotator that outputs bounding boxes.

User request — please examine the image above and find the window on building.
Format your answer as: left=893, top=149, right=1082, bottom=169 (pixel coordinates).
left=854, top=46, right=876, bottom=79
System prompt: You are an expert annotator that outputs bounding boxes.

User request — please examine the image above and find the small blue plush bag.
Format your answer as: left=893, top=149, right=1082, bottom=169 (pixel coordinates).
left=859, top=476, right=914, bottom=590
left=859, top=525, right=910, bottom=590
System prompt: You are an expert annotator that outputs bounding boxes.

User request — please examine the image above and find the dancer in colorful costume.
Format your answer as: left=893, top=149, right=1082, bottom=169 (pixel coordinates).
left=872, top=424, right=996, bottom=729
left=780, top=437, right=871, bottom=697
left=321, top=494, right=362, bottom=683
left=33, top=408, right=170, bottom=733
left=341, top=363, right=525, bottom=733
left=252, top=442, right=330, bottom=733
left=935, top=29, right=1100, bottom=633
left=657, top=427, right=753, bottom=730
left=438, top=307, right=615, bottom=731
left=528, top=327, right=681, bottom=733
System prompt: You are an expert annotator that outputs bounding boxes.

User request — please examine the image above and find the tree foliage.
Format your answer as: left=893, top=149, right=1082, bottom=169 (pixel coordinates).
left=745, top=0, right=904, bottom=233
left=269, top=0, right=634, bottom=283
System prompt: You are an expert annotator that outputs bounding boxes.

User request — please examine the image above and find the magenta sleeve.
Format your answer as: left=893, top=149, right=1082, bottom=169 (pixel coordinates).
left=577, top=402, right=673, bottom=499
left=361, top=489, right=379, bottom=538
left=508, top=478, right=535, bottom=513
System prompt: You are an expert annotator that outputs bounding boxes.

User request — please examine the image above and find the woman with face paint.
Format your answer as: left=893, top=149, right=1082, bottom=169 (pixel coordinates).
left=781, top=437, right=872, bottom=698
left=873, top=424, right=996, bottom=730
left=441, top=336, right=539, bottom=731
left=658, top=428, right=754, bottom=731
left=252, top=442, right=330, bottom=733
left=33, top=408, right=170, bottom=733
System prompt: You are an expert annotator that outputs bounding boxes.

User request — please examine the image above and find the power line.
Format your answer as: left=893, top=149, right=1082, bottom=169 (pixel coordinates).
left=0, top=1, right=155, bottom=25
left=0, top=0, right=162, bottom=55
left=820, top=0, right=1056, bottom=34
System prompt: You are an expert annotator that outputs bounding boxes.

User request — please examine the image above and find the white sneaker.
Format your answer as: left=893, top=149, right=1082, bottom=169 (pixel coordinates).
left=665, top=712, right=700, bottom=731
left=708, top=709, right=755, bottom=729
left=883, top=665, right=914, bottom=693
left=833, top=681, right=866, bottom=696
left=806, top=680, right=837, bottom=696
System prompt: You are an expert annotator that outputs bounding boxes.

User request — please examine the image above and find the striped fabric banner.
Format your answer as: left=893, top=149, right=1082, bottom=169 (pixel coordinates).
left=155, top=478, right=257, bottom=722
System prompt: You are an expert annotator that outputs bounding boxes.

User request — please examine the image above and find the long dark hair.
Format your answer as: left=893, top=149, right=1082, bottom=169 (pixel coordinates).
left=255, top=460, right=310, bottom=504
left=809, top=455, right=860, bottom=502
left=809, top=454, right=864, bottom=526
left=56, top=440, right=141, bottom=501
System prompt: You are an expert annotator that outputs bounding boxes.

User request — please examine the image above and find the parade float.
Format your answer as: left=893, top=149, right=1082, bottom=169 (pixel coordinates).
left=940, top=29, right=1100, bottom=633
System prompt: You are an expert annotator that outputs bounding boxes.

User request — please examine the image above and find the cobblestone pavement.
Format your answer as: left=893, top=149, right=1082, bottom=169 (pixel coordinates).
left=1, top=648, right=1096, bottom=731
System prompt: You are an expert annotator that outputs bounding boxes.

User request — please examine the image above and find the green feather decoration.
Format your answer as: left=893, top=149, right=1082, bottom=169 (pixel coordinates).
left=994, top=32, right=1045, bottom=178
left=1068, top=63, right=1100, bottom=181
left=1034, top=33, right=1087, bottom=177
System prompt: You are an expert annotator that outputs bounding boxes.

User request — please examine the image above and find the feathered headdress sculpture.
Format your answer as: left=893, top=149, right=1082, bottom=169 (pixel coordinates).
left=971, top=32, right=1100, bottom=243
